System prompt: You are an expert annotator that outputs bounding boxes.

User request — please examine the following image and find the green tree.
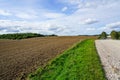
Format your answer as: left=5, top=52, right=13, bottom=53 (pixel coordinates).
left=118, top=31, right=120, bottom=39
left=98, top=31, right=107, bottom=39
left=110, top=30, right=119, bottom=39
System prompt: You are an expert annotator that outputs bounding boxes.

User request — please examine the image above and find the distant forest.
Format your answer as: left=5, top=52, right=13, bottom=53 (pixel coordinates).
left=0, top=33, right=57, bottom=40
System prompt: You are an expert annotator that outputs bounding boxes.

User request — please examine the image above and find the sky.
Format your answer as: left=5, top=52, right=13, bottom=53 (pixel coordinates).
left=0, top=0, right=120, bottom=35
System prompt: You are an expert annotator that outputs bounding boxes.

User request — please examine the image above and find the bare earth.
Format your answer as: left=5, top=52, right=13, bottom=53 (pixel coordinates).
left=95, top=40, right=120, bottom=80
left=0, top=36, right=94, bottom=80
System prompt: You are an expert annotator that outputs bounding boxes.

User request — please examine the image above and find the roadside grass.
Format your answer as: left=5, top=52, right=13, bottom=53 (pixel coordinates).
left=28, top=39, right=106, bottom=80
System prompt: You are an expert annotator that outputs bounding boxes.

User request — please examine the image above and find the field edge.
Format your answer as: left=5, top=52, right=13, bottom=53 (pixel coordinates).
left=27, top=39, right=82, bottom=80
left=27, top=39, right=106, bottom=80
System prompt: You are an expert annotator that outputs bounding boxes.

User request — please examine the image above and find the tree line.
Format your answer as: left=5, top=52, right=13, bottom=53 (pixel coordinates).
left=98, top=30, right=120, bottom=39
left=0, top=33, right=57, bottom=40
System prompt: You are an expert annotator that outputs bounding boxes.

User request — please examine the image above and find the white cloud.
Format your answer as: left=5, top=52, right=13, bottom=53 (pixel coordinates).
left=95, top=21, right=120, bottom=34
left=62, top=7, right=68, bottom=12
left=15, top=12, right=38, bottom=19
left=106, top=22, right=120, bottom=28
left=86, top=28, right=96, bottom=31
left=43, top=12, right=66, bottom=19
left=0, top=20, right=68, bottom=35
left=103, top=22, right=120, bottom=31
left=82, top=18, right=98, bottom=25
left=0, top=9, right=12, bottom=16
left=60, top=0, right=119, bottom=8
left=59, top=0, right=80, bottom=5
left=48, top=24, right=66, bottom=33
left=0, top=0, right=120, bottom=35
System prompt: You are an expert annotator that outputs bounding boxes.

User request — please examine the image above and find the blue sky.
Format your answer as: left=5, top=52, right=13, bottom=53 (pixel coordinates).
left=0, top=0, right=120, bottom=35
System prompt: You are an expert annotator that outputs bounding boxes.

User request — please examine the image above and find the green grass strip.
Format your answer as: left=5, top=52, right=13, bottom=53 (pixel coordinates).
left=28, top=39, right=106, bottom=80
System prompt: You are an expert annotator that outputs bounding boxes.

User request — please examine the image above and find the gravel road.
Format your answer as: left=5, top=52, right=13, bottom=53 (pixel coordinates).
left=95, top=40, right=120, bottom=80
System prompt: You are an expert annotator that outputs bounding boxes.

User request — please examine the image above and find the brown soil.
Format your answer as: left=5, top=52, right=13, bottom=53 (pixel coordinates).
left=0, top=36, right=95, bottom=80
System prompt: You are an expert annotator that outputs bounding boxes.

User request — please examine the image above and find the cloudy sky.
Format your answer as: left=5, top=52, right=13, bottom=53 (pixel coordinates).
left=0, top=0, right=120, bottom=35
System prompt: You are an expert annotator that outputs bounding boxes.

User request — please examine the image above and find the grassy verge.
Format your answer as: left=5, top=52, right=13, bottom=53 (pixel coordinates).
left=28, top=39, right=106, bottom=80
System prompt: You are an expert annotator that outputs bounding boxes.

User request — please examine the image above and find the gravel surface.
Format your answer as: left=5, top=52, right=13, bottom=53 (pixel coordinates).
left=95, top=40, right=120, bottom=80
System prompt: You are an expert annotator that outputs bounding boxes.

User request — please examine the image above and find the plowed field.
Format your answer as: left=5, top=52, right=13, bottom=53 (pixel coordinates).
left=0, top=36, right=95, bottom=80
